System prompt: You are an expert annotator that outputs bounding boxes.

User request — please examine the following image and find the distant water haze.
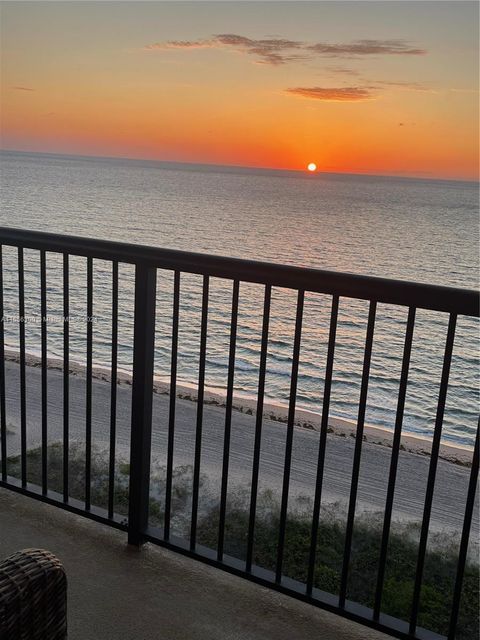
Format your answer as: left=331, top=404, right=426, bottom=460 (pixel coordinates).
left=0, top=150, right=478, bottom=447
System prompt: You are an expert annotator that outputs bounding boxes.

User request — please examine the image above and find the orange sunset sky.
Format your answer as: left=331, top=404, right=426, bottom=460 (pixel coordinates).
left=1, top=1, right=478, bottom=180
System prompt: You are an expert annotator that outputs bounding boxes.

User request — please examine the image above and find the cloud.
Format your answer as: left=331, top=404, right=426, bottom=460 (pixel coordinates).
left=449, top=88, right=479, bottom=94
left=328, top=67, right=361, bottom=77
left=145, top=34, right=426, bottom=66
left=146, top=40, right=214, bottom=50
left=215, top=34, right=304, bottom=65
left=12, top=86, right=35, bottom=91
left=308, top=39, right=426, bottom=57
left=145, top=34, right=304, bottom=65
left=373, top=80, right=432, bottom=91
left=285, top=86, right=374, bottom=101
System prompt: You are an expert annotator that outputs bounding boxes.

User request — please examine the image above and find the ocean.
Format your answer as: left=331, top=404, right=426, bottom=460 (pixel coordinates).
left=0, top=150, right=478, bottom=447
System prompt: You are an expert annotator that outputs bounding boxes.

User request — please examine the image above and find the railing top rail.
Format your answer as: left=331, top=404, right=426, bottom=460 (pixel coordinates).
left=0, top=226, right=478, bottom=316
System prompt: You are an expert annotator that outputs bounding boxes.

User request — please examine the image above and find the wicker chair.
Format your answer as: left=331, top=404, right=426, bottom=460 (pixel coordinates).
left=0, top=549, right=67, bottom=639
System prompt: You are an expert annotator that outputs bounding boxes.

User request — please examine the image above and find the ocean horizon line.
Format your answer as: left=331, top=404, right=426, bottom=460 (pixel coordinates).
left=1, top=147, right=478, bottom=186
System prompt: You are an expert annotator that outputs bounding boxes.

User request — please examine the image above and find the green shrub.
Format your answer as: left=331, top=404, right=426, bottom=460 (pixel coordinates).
left=7, top=443, right=478, bottom=638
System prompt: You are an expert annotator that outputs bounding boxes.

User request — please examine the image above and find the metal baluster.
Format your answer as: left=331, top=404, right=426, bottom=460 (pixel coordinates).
left=217, top=279, right=240, bottom=561
left=164, top=270, right=180, bottom=540
left=63, top=254, right=69, bottom=502
left=190, top=275, right=209, bottom=550
left=128, top=262, right=157, bottom=546
left=108, top=260, right=118, bottom=519
left=307, top=294, right=339, bottom=595
left=339, top=300, right=377, bottom=607
left=409, top=314, right=457, bottom=634
left=246, top=285, right=271, bottom=573
left=448, top=420, right=479, bottom=639
left=18, top=248, right=27, bottom=487
left=0, top=247, right=6, bottom=481
left=40, top=251, right=48, bottom=494
left=276, top=289, right=304, bottom=583
left=373, top=306, right=416, bottom=619
left=0, top=245, right=7, bottom=482
left=85, top=257, right=93, bottom=509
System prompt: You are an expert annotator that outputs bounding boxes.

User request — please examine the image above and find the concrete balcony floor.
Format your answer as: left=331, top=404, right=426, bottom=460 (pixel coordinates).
left=0, top=488, right=390, bottom=640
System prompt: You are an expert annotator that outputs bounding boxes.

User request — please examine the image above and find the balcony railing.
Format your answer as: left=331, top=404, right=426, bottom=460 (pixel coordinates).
left=0, top=226, right=478, bottom=640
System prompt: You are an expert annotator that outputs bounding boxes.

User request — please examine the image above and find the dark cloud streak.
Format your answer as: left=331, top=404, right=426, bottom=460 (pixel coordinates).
left=145, top=34, right=426, bottom=65
left=286, top=86, right=374, bottom=101
left=309, top=39, right=426, bottom=57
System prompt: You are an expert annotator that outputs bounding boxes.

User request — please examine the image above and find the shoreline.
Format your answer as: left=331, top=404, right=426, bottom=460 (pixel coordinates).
left=3, top=348, right=474, bottom=466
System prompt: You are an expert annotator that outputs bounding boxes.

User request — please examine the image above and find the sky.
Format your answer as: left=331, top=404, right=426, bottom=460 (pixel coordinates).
left=1, top=1, right=478, bottom=180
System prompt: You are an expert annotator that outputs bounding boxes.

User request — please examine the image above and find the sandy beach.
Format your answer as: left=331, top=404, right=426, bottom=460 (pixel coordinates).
left=3, top=349, right=474, bottom=465
left=1, top=353, right=478, bottom=539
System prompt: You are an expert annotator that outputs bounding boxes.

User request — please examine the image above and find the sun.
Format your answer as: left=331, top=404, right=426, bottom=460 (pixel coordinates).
left=307, top=163, right=317, bottom=172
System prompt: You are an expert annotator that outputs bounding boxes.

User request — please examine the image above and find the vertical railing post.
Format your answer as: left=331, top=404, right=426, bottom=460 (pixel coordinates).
left=128, top=261, right=157, bottom=546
